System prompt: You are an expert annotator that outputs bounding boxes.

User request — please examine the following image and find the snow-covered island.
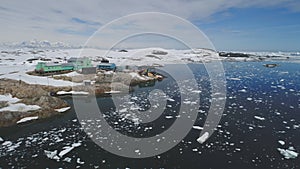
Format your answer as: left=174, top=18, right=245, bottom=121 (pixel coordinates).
left=0, top=42, right=299, bottom=127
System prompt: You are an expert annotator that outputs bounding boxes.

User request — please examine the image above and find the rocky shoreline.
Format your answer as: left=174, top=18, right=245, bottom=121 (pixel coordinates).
left=0, top=79, right=70, bottom=127
left=0, top=71, right=158, bottom=127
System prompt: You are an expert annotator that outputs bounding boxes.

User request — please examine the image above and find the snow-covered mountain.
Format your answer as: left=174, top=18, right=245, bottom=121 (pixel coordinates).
left=1, top=40, right=81, bottom=49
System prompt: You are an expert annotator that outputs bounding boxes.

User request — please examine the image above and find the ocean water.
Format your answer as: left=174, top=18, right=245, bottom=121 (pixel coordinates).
left=0, top=61, right=299, bottom=168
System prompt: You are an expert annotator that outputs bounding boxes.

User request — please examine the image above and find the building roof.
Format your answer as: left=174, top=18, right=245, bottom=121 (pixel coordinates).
left=97, top=63, right=116, bottom=66
left=68, top=57, right=89, bottom=62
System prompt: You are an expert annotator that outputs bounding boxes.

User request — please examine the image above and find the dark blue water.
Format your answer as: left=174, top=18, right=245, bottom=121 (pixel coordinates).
left=0, top=61, right=299, bottom=169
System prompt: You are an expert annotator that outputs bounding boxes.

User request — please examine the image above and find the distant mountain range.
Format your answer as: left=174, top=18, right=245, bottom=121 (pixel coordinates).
left=1, top=40, right=82, bottom=49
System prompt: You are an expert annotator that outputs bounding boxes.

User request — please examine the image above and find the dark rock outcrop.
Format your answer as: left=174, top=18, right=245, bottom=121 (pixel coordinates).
left=0, top=79, right=69, bottom=127
left=219, top=52, right=251, bottom=58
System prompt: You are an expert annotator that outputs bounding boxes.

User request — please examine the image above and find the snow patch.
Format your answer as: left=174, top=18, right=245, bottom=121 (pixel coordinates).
left=105, top=90, right=121, bottom=94
left=56, top=91, right=89, bottom=95
left=55, top=107, right=71, bottom=113
left=0, top=103, right=40, bottom=112
left=16, top=116, right=38, bottom=124
left=0, top=94, right=20, bottom=103
left=0, top=94, right=40, bottom=112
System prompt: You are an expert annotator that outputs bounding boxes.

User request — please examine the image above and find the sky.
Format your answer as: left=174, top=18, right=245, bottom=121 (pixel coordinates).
left=1, top=0, right=300, bottom=51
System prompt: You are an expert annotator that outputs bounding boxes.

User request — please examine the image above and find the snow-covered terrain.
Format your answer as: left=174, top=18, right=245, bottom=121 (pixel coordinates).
left=1, top=46, right=298, bottom=88
left=0, top=55, right=76, bottom=87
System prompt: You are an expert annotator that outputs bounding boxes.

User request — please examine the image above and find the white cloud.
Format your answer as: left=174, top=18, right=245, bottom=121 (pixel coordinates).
left=0, top=0, right=299, bottom=46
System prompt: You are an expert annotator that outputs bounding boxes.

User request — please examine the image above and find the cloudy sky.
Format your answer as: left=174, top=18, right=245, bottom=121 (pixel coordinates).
left=1, top=0, right=300, bottom=51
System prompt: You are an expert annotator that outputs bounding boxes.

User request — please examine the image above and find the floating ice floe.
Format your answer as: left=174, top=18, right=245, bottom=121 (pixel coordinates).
left=119, top=108, right=128, bottom=113
left=55, top=107, right=71, bottom=113
left=165, top=116, right=173, bottom=119
left=63, top=157, right=72, bottom=163
left=254, top=116, right=265, bottom=121
left=198, top=110, right=206, bottom=114
left=197, top=132, right=209, bottom=144
left=235, top=148, right=241, bottom=151
left=192, top=126, right=203, bottom=130
left=228, top=77, right=241, bottom=81
left=191, top=90, right=202, bottom=93
left=59, top=146, right=75, bottom=157
left=277, top=148, right=299, bottom=159
left=7, top=141, right=21, bottom=152
left=167, top=98, right=175, bottom=102
left=44, top=150, right=60, bottom=161
left=278, top=140, right=285, bottom=145
left=183, top=101, right=191, bottom=104
left=192, top=148, right=198, bottom=152
left=44, top=142, right=82, bottom=161
left=2, top=140, right=12, bottom=146
left=238, top=89, right=247, bottom=93
left=16, top=116, right=38, bottom=124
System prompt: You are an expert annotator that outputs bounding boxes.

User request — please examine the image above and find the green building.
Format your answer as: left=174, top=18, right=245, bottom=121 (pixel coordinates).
left=35, top=62, right=74, bottom=73
left=67, top=57, right=92, bottom=70
left=35, top=57, right=92, bottom=73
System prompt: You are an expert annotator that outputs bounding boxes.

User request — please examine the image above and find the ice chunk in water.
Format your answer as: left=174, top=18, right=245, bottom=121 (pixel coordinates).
left=59, top=142, right=82, bottom=157
left=2, top=141, right=12, bottom=146
left=192, top=126, right=203, bottom=130
left=77, top=158, right=85, bottom=164
left=44, top=150, right=60, bottom=161
left=197, top=132, right=209, bottom=144
left=277, top=148, right=298, bottom=159
left=63, top=157, right=72, bottom=163
left=254, top=116, right=265, bottom=121
left=59, top=146, right=74, bottom=157
left=278, top=140, right=285, bottom=145
left=165, top=116, right=173, bottom=119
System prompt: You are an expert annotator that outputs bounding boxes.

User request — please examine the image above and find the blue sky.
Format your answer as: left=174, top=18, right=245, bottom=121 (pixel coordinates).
left=1, top=0, right=300, bottom=51
left=199, top=7, right=300, bottom=51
